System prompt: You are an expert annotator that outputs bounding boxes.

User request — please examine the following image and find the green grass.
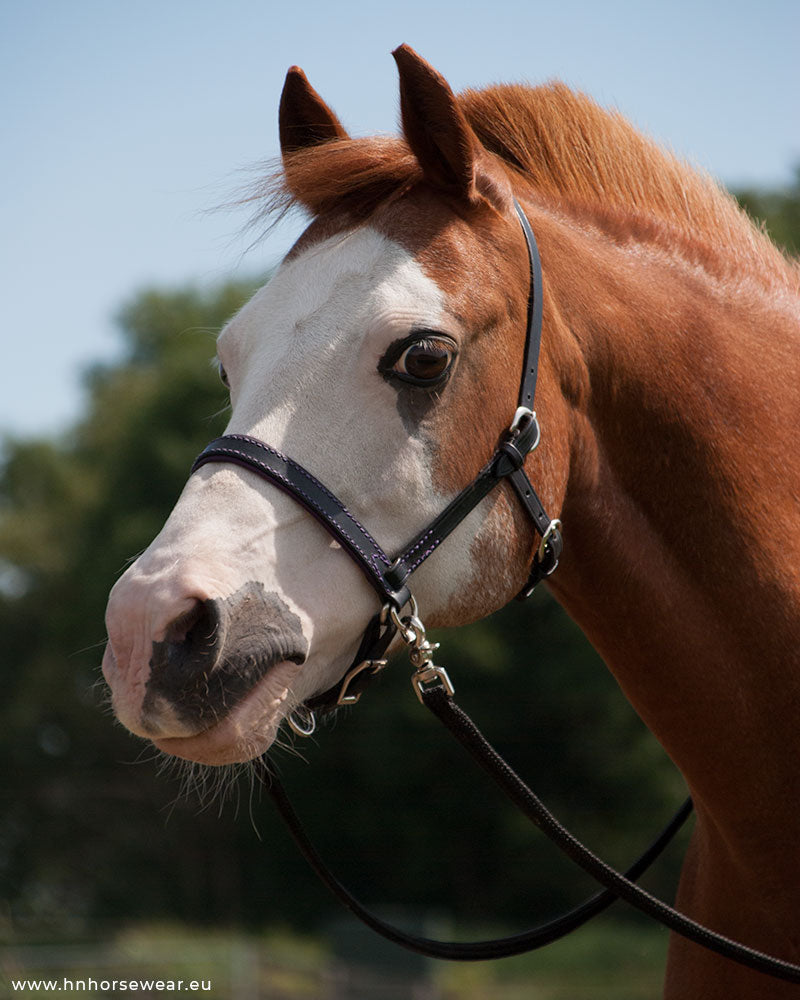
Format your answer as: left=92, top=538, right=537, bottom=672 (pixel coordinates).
left=1, top=920, right=669, bottom=999
left=439, top=921, right=669, bottom=999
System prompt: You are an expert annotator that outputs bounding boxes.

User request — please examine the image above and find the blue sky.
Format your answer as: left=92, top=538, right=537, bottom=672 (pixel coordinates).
left=3, top=0, right=798, bottom=438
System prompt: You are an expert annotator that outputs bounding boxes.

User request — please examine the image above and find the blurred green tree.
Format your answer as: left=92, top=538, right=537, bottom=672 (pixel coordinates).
left=0, top=280, right=262, bottom=937
left=736, top=165, right=800, bottom=256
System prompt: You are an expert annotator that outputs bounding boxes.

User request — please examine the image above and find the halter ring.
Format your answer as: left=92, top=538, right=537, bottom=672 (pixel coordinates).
left=287, top=704, right=317, bottom=737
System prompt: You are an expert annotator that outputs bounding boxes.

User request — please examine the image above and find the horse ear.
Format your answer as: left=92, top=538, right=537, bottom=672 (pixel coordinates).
left=392, top=44, right=507, bottom=208
left=279, top=66, right=349, bottom=156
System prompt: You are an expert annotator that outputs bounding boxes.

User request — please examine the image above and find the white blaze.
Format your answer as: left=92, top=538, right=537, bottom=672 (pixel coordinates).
left=105, top=226, right=487, bottom=755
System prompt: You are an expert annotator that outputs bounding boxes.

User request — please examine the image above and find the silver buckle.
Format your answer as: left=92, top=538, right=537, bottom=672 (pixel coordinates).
left=509, top=406, right=535, bottom=433
left=509, top=407, right=541, bottom=451
left=537, top=518, right=563, bottom=563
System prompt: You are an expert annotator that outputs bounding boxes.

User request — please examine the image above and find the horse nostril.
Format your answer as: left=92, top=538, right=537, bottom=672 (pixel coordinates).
left=140, top=598, right=227, bottom=736
left=164, top=601, right=213, bottom=648
left=155, top=599, right=223, bottom=682
left=143, top=584, right=308, bottom=737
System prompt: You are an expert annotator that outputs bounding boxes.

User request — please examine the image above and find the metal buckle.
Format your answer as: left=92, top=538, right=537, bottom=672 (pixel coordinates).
left=509, top=406, right=534, bottom=432
left=336, top=658, right=388, bottom=706
left=509, top=406, right=537, bottom=435
left=537, top=518, right=563, bottom=564
left=509, top=407, right=541, bottom=453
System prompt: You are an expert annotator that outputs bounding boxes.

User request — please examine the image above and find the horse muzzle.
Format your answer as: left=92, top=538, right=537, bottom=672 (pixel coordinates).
left=103, top=580, right=308, bottom=764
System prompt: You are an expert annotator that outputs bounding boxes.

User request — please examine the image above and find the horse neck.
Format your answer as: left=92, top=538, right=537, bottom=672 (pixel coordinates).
left=536, top=204, right=800, bottom=826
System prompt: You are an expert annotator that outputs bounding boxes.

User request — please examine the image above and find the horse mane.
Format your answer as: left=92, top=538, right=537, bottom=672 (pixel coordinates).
left=252, top=81, right=796, bottom=286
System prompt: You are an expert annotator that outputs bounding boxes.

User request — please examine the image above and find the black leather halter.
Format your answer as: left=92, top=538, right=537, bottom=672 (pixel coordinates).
left=192, top=199, right=562, bottom=718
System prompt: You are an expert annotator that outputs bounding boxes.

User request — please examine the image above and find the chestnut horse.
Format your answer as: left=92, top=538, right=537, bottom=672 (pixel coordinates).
left=102, top=46, right=800, bottom=997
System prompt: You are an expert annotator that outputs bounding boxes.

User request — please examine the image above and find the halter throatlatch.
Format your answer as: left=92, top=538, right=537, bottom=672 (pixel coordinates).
left=191, top=198, right=561, bottom=724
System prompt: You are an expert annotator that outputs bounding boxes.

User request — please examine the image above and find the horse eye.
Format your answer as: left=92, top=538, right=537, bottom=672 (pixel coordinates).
left=394, top=338, right=455, bottom=385
left=217, top=362, right=230, bottom=388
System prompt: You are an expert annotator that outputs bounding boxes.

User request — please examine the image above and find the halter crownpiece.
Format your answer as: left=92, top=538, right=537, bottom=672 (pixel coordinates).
left=191, top=198, right=562, bottom=721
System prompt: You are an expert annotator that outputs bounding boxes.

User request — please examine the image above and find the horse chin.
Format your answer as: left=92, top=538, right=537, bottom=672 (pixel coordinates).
left=152, top=658, right=302, bottom=766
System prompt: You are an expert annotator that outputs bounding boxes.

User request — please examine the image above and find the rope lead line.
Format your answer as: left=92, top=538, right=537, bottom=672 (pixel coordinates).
left=420, top=686, right=800, bottom=982
left=258, top=684, right=800, bottom=980
left=257, top=757, right=691, bottom=962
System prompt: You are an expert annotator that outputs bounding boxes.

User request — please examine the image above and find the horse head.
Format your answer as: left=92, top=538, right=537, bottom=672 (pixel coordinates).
left=102, top=46, right=569, bottom=765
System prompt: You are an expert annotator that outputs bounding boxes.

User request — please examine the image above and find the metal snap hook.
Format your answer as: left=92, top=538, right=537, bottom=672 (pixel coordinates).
left=388, top=597, right=426, bottom=646
left=412, top=663, right=455, bottom=704
left=386, top=594, right=455, bottom=702
left=336, top=658, right=388, bottom=706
